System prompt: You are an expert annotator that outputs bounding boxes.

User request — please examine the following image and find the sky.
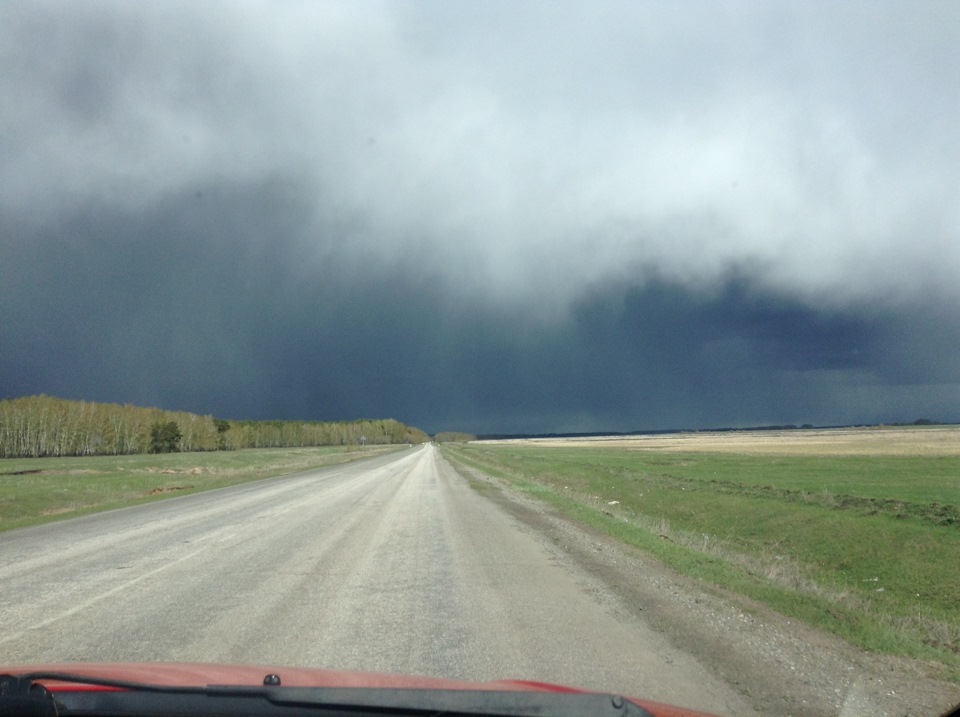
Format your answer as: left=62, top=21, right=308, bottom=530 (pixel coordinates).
left=2, top=1, right=959, bottom=435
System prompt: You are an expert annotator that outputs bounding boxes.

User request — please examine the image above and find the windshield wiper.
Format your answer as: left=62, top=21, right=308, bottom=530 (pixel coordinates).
left=2, top=672, right=655, bottom=717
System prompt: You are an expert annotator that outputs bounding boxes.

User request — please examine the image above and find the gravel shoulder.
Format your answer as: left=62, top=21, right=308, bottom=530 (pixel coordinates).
left=447, top=455, right=960, bottom=717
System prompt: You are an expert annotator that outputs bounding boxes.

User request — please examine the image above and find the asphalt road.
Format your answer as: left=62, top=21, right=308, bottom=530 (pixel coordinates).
left=0, top=444, right=757, bottom=715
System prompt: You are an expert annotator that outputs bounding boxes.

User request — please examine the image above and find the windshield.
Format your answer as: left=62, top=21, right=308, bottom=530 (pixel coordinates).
left=1, top=3, right=958, bottom=716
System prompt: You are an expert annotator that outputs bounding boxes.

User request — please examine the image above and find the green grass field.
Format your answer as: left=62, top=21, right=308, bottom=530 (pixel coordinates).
left=442, top=437, right=960, bottom=677
left=0, top=445, right=397, bottom=532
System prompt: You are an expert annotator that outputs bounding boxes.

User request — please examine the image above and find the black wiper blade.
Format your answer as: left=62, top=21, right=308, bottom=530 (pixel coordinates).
left=242, top=686, right=655, bottom=716
left=7, top=671, right=656, bottom=717
left=10, top=671, right=210, bottom=694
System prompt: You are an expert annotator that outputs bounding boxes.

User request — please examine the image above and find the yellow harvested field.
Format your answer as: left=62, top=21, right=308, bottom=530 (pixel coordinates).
left=480, top=425, right=960, bottom=456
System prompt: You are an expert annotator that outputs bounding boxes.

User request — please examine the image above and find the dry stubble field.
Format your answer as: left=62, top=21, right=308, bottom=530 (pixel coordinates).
left=483, top=424, right=960, bottom=456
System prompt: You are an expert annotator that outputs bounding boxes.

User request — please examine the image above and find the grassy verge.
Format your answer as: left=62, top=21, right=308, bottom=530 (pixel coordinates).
left=442, top=443, right=960, bottom=679
left=0, top=445, right=399, bottom=532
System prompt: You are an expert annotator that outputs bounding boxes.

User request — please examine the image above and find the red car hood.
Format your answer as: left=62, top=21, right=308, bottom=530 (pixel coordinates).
left=0, top=662, right=722, bottom=717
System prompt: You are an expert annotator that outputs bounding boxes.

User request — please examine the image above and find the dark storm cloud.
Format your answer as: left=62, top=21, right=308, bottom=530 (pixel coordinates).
left=2, top=1, right=958, bottom=433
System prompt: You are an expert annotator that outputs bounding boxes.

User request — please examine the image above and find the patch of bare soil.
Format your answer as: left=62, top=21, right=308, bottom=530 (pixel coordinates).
left=485, top=425, right=960, bottom=456
left=143, top=485, right=192, bottom=495
left=457, top=463, right=960, bottom=717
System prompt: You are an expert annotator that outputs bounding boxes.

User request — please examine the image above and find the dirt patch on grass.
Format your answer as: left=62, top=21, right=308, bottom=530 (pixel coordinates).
left=485, top=425, right=960, bottom=456
left=143, top=485, right=192, bottom=495
left=664, top=473, right=960, bottom=526
left=1, top=469, right=105, bottom=476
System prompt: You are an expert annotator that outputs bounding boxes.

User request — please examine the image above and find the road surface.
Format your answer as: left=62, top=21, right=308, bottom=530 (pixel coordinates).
left=0, top=444, right=757, bottom=715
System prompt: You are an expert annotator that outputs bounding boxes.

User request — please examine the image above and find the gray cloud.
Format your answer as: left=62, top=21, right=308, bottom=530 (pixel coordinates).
left=2, top=1, right=958, bottom=432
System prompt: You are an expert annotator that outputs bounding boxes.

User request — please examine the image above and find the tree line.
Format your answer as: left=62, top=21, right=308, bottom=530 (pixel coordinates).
left=0, top=395, right=429, bottom=458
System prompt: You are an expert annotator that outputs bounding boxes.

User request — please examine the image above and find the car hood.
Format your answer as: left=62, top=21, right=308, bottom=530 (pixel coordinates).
left=0, top=662, right=722, bottom=717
